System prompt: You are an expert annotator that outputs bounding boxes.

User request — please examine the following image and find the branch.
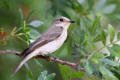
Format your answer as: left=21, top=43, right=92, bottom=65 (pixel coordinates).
left=0, top=50, right=21, bottom=55
left=0, top=50, right=83, bottom=70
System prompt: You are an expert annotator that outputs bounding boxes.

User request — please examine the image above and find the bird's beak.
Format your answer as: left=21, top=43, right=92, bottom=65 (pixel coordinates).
left=69, top=20, right=75, bottom=23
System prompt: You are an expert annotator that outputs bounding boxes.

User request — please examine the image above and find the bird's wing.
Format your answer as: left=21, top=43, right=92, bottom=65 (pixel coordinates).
left=21, top=26, right=63, bottom=57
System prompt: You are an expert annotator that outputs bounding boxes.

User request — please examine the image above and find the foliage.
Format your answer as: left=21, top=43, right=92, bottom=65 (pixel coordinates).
left=38, top=71, right=56, bottom=80
left=0, top=0, right=120, bottom=80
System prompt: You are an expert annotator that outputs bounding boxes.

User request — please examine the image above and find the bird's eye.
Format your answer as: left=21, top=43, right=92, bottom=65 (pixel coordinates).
left=60, top=19, right=63, bottom=21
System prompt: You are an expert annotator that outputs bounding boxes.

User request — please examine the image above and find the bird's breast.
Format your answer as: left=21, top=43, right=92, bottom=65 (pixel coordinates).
left=38, top=29, right=67, bottom=55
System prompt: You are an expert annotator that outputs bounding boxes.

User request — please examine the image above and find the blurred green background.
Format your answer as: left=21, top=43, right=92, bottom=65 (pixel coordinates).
left=0, top=0, right=120, bottom=80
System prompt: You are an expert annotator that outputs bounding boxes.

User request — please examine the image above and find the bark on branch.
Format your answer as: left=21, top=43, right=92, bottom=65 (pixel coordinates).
left=0, top=50, right=83, bottom=70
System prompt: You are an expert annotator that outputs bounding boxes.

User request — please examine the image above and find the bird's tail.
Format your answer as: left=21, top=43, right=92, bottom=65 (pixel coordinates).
left=12, top=52, right=36, bottom=75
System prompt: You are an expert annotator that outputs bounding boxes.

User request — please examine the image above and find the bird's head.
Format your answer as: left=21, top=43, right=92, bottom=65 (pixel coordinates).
left=53, top=16, right=75, bottom=29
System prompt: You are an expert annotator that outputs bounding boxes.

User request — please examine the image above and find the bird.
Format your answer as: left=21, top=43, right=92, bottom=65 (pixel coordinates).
left=12, top=16, right=74, bottom=75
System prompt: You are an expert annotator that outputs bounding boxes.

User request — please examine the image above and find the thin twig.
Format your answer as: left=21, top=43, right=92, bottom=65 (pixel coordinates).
left=0, top=50, right=21, bottom=55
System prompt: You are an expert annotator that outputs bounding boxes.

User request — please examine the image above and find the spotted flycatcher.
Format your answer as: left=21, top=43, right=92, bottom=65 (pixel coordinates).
left=13, top=16, right=74, bottom=75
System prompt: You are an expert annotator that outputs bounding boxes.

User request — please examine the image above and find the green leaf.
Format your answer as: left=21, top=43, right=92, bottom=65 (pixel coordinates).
left=88, top=0, right=95, bottom=10
left=95, top=0, right=107, bottom=10
left=47, top=73, right=56, bottom=80
left=3, top=0, right=10, bottom=9
left=71, top=72, right=84, bottom=78
left=108, top=24, right=115, bottom=42
left=58, top=64, right=71, bottom=80
left=34, top=59, right=43, bottom=67
left=103, top=4, right=116, bottom=14
left=24, top=27, right=31, bottom=33
left=100, top=66, right=118, bottom=80
left=108, top=44, right=120, bottom=58
left=77, top=64, right=82, bottom=71
left=38, top=71, right=47, bottom=80
left=101, top=29, right=107, bottom=45
left=101, top=58, right=119, bottom=66
left=91, top=16, right=100, bottom=34
left=30, top=29, right=40, bottom=38
left=117, top=32, right=120, bottom=40
left=91, top=58, right=99, bottom=64
left=24, top=63, right=33, bottom=80
left=22, top=20, right=26, bottom=30
left=18, top=8, right=24, bottom=24
left=38, top=71, right=55, bottom=80
left=94, top=29, right=107, bottom=45
left=94, top=52, right=105, bottom=59
left=26, top=9, right=36, bottom=22
left=72, top=0, right=87, bottom=15
left=91, top=64, right=102, bottom=78
left=71, top=28, right=85, bottom=46
left=30, top=20, right=43, bottom=27
left=84, top=61, right=93, bottom=75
